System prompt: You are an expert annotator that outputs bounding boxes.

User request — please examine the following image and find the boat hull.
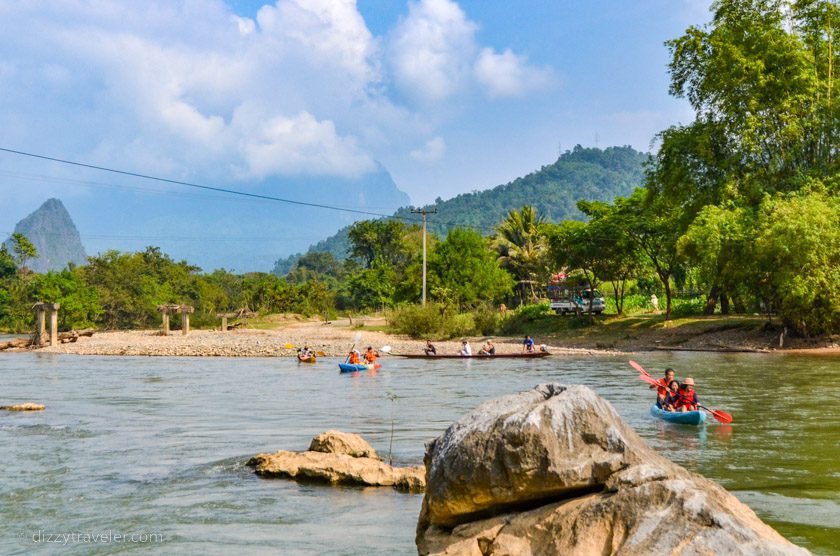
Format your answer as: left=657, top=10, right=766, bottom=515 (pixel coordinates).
left=297, top=356, right=316, bottom=363
left=338, top=363, right=381, bottom=373
left=393, top=352, right=551, bottom=359
left=650, top=404, right=706, bottom=425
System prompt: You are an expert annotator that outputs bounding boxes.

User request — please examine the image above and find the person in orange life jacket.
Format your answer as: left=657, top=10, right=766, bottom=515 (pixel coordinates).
left=364, top=346, right=378, bottom=364
left=662, top=380, right=681, bottom=412
left=676, top=377, right=699, bottom=412
left=348, top=349, right=361, bottom=364
left=652, top=368, right=676, bottom=408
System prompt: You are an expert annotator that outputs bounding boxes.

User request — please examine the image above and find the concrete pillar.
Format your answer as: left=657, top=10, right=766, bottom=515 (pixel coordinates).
left=182, top=312, right=190, bottom=335
left=34, top=305, right=46, bottom=346
left=48, top=304, right=60, bottom=347
left=162, top=312, right=170, bottom=335
left=220, top=315, right=227, bottom=332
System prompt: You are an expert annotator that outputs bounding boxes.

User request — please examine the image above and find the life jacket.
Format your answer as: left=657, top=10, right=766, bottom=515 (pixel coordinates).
left=664, top=390, right=681, bottom=407
left=677, top=389, right=698, bottom=409
left=656, top=378, right=669, bottom=397
left=364, top=351, right=377, bottom=364
left=349, top=352, right=360, bottom=364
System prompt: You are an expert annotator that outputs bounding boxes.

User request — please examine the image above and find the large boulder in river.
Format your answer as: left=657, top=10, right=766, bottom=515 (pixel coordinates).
left=417, top=384, right=807, bottom=555
left=248, top=431, right=424, bottom=492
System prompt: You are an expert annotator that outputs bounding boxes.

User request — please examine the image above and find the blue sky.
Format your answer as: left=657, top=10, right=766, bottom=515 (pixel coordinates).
left=0, top=0, right=710, bottom=213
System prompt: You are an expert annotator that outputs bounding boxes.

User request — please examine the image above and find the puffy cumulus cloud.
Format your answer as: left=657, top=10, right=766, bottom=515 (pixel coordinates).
left=0, top=0, right=555, bottom=186
left=388, top=0, right=555, bottom=103
left=474, top=47, right=554, bottom=99
left=0, top=0, right=380, bottom=180
left=235, top=108, right=374, bottom=177
left=410, top=136, right=446, bottom=161
left=389, top=0, right=478, bottom=100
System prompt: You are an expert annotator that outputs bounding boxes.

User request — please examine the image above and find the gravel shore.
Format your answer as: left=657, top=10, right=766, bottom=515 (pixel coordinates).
left=35, top=324, right=607, bottom=358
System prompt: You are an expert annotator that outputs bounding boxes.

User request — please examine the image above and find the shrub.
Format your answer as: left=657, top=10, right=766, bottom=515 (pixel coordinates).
left=389, top=303, right=444, bottom=338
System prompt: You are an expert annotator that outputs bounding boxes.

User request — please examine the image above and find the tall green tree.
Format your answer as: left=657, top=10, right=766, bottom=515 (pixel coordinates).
left=9, top=233, right=37, bottom=270
left=494, top=205, right=549, bottom=305
left=430, top=228, right=514, bottom=307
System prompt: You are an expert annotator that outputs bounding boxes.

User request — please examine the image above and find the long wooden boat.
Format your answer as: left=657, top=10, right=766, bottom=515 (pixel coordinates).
left=650, top=404, right=706, bottom=425
left=392, top=352, right=551, bottom=359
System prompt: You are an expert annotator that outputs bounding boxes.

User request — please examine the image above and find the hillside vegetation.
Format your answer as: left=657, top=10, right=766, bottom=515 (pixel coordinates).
left=273, top=145, right=648, bottom=273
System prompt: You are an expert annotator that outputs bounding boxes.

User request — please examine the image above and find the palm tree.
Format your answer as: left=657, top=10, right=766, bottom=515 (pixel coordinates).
left=494, top=206, right=549, bottom=305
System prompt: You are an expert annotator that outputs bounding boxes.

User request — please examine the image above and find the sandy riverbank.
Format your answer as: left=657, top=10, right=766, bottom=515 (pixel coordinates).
left=33, top=323, right=607, bottom=358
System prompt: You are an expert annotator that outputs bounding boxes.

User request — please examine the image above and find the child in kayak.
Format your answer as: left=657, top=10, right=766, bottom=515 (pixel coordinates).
left=662, top=380, right=681, bottom=412
left=676, top=377, right=699, bottom=412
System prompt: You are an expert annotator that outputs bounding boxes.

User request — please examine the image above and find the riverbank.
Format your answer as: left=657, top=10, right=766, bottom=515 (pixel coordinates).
left=16, top=314, right=838, bottom=357
left=32, top=325, right=602, bottom=358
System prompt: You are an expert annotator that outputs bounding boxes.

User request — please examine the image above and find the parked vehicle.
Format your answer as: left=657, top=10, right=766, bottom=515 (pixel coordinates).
left=547, top=284, right=606, bottom=315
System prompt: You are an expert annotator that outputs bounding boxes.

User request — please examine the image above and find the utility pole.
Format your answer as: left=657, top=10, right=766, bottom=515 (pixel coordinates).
left=411, top=208, right=437, bottom=306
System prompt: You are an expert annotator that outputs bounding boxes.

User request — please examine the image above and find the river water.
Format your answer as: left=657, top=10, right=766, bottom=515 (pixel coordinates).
left=1, top=352, right=837, bottom=555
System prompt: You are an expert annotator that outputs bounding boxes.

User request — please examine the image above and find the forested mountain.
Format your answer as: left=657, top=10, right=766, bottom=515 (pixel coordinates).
left=274, top=145, right=648, bottom=274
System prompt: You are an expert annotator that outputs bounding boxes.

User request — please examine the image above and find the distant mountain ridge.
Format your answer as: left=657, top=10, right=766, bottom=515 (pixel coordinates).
left=273, top=145, right=649, bottom=274
left=5, top=198, right=87, bottom=273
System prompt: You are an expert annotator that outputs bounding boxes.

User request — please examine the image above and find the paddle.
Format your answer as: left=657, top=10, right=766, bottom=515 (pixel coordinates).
left=345, top=332, right=363, bottom=363
left=628, top=360, right=733, bottom=423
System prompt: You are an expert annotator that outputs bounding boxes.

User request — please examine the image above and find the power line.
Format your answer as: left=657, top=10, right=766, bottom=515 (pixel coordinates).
left=0, top=147, right=419, bottom=221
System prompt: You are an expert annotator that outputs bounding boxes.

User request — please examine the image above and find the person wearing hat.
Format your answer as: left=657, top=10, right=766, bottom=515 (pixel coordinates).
left=676, top=377, right=699, bottom=412
left=363, top=346, right=378, bottom=364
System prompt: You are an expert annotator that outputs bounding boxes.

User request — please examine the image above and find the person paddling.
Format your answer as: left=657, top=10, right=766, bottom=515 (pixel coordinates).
left=676, top=377, right=699, bottom=412
left=364, top=346, right=378, bottom=364
left=652, top=368, right=676, bottom=408
left=348, top=349, right=361, bottom=365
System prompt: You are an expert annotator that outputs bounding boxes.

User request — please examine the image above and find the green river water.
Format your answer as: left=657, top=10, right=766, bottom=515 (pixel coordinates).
left=0, top=351, right=838, bottom=554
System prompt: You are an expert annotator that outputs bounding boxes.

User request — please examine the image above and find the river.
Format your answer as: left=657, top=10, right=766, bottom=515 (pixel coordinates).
left=1, top=352, right=837, bottom=555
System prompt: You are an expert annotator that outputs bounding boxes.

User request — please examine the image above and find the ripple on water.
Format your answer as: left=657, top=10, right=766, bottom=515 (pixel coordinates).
left=0, top=352, right=837, bottom=555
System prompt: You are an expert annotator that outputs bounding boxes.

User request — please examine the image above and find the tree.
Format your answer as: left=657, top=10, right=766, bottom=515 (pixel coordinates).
left=10, top=233, right=37, bottom=270
left=577, top=200, right=645, bottom=315
left=613, top=190, right=683, bottom=319
left=752, top=191, right=840, bottom=336
left=494, top=205, right=549, bottom=305
left=430, top=228, right=514, bottom=307
left=347, top=219, right=414, bottom=269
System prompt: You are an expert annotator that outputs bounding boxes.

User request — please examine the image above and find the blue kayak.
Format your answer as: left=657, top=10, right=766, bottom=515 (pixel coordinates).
left=338, top=363, right=380, bottom=373
left=650, top=404, right=706, bottom=425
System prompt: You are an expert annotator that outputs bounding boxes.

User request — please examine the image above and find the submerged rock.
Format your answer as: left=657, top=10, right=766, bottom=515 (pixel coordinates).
left=417, top=384, right=808, bottom=555
left=0, top=403, right=45, bottom=411
left=249, top=431, right=424, bottom=492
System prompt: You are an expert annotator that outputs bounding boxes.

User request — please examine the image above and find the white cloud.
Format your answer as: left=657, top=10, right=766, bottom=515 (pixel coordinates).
left=0, top=0, right=555, bottom=189
left=474, top=47, right=554, bottom=98
left=389, top=0, right=478, bottom=100
left=410, top=136, right=446, bottom=161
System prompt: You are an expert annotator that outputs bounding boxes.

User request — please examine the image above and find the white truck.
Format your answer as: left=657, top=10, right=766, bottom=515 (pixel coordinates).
left=548, top=286, right=606, bottom=315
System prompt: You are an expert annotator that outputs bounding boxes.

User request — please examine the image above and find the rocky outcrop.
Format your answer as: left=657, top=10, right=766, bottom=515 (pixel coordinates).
left=0, top=403, right=45, bottom=411
left=249, top=431, right=424, bottom=492
left=309, top=430, right=380, bottom=459
left=417, top=384, right=808, bottom=555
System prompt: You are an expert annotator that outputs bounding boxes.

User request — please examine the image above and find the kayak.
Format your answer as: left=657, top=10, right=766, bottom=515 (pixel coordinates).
left=650, top=404, right=706, bottom=425
left=338, top=362, right=381, bottom=373
left=297, top=355, right=316, bottom=363
left=393, top=352, right=551, bottom=359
